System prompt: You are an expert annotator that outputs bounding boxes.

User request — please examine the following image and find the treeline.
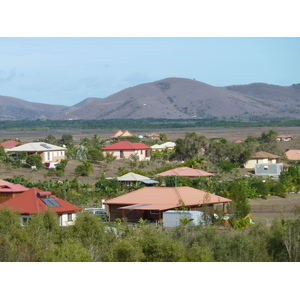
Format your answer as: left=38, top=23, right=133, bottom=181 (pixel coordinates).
left=1, top=208, right=300, bottom=262
left=1, top=117, right=300, bottom=131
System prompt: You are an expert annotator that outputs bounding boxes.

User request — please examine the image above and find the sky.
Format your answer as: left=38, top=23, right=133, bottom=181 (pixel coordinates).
left=0, top=1, right=299, bottom=107
left=1, top=37, right=299, bottom=107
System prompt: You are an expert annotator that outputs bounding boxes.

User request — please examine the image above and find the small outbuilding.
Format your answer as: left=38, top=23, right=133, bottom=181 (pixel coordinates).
left=117, top=172, right=158, bottom=186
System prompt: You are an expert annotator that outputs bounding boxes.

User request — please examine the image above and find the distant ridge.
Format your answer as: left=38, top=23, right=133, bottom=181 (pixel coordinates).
left=0, top=95, right=68, bottom=120
left=1, top=78, right=300, bottom=121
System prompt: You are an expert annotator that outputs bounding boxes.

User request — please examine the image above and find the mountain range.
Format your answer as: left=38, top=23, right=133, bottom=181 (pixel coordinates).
left=1, top=77, right=300, bottom=121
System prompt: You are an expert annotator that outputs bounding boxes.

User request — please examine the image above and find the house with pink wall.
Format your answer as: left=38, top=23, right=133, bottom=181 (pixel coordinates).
left=101, top=141, right=151, bottom=160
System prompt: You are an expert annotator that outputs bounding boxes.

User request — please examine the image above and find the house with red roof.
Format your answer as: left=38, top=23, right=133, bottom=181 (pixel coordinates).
left=0, top=187, right=81, bottom=226
left=156, top=167, right=214, bottom=178
left=104, top=186, right=232, bottom=222
left=0, top=179, right=29, bottom=204
left=276, top=135, right=293, bottom=141
left=101, top=141, right=151, bottom=160
left=0, top=140, right=24, bottom=150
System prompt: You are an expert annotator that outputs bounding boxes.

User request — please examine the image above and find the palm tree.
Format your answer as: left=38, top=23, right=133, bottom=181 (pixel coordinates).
left=180, top=216, right=194, bottom=229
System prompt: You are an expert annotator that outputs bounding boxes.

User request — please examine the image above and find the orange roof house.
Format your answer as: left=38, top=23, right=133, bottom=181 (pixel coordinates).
left=101, top=141, right=151, bottom=160
left=0, top=180, right=29, bottom=204
left=146, top=133, right=160, bottom=139
left=156, top=167, right=214, bottom=178
left=110, top=130, right=135, bottom=138
left=0, top=187, right=81, bottom=226
left=104, top=186, right=231, bottom=222
left=285, top=150, right=300, bottom=161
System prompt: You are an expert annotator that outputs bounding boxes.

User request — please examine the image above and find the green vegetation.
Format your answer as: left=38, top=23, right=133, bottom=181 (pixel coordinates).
left=1, top=117, right=300, bottom=132
left=1, top=207, right=300, bottom=262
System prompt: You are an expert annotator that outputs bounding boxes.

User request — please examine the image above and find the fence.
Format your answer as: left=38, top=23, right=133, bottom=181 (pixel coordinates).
left=251, top=205, right=300, bottom=214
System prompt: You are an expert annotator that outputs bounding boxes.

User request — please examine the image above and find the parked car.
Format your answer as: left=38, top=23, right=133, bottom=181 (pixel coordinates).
left=85, top=208, right=109, bottom=221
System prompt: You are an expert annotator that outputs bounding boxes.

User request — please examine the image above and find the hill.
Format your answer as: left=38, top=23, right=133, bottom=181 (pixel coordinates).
left=51, top=78, right=300, bottom=120
left=1, top=78, right=300, bottom=121
left=0, top=95, right=68, bottom=120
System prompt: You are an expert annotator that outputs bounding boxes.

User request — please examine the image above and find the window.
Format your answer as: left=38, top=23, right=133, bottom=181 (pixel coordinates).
left=150, top=210, right=159, bottom=214
left=22, top=217, right=29, bottom=225
left=68, top=213, right=73, bottom=221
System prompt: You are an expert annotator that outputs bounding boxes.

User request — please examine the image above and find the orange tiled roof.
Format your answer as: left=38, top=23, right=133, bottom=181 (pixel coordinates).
left=285, top=150, right=300, bottom=161
left=156, top=167, right=214, bottom=177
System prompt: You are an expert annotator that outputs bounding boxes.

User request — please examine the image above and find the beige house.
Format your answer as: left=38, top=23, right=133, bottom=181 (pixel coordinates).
left=101, top=141, right=151, bottom=160
left=7, top=142, right=66, bottom=164
left=244, top=151, right=280, bottom=169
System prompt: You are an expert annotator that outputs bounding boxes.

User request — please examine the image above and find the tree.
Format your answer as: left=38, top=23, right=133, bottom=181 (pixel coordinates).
left=75, top=145, right=88, bottom=160
left=87, top=148, right=104, bottom=162
left=26, top=154, right=43, bottom=169
left=159, top=133, right=168, bottom=142
left=59, top=134, right=73, bottom=147
left=75, top=160, right=94, bottom=176
left=45, top=134, right=57, bottom=145
left=174, top=132, right=208, bottom=160
left=129, top=153, right=139, bottom=168
left=55, top=159, right=69, bottom=177
left=229, top=180, right=250, bottom=218
left=105, top=152, right=116, bottom=164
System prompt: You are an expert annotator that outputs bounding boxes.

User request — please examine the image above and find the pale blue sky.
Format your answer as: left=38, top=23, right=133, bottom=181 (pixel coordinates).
left=0, top=37, right=299, bottom=106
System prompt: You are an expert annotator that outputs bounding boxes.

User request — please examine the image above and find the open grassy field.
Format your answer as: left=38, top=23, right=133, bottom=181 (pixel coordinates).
left=1, top=125, right=300, bottom=143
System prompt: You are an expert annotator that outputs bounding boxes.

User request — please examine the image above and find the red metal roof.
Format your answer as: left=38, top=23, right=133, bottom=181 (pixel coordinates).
left=0, top=187, right=81, bottom=214
left=101, top=141, right=151, bottom=151
left=156, top=167, right=214, bottom=177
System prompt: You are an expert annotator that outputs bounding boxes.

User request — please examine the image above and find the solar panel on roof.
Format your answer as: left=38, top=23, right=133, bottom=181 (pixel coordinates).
left=41, top=143, right=52, bottom=149
left=40, top=196, right=61, bottom=207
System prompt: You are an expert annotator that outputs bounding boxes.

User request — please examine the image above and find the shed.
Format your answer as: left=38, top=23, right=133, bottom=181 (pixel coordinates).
left=163, top=210, right=205, bottom=227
